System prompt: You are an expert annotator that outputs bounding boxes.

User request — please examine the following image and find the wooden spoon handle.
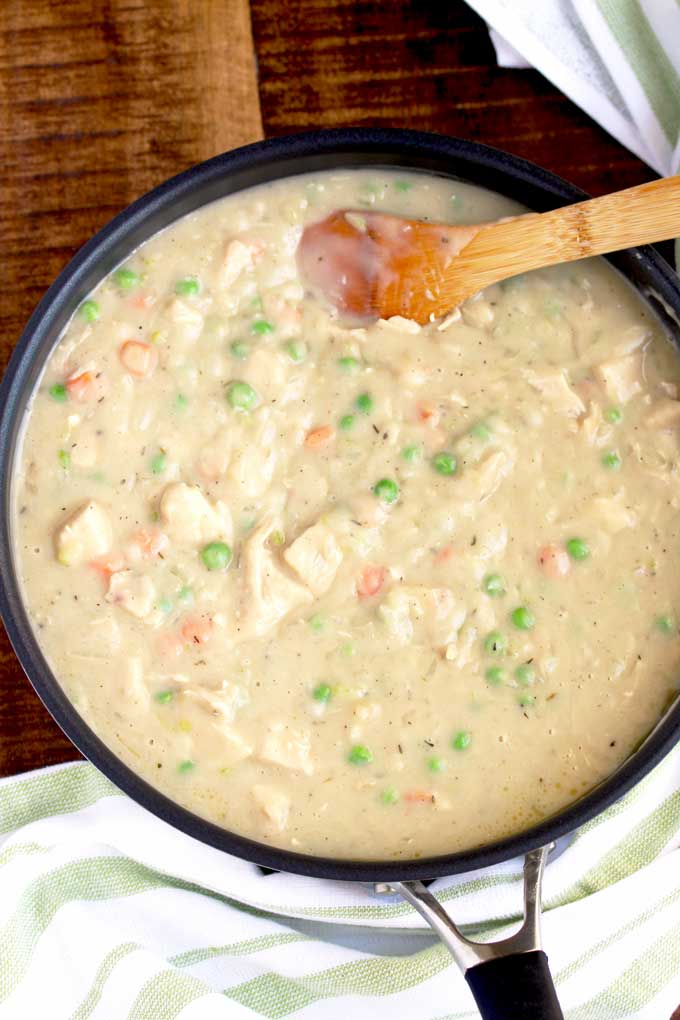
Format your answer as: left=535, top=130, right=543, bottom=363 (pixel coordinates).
left=445, top=176, right=680, bottom=303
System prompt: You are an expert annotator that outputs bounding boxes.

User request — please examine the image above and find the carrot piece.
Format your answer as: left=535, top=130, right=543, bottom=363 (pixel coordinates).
left=131, top=292, right=155, bottom=310
left=181, top=616, right=213, bottom=645
left=357, top=564, right=388, bottom=598
left=305, top=425, right=336, bottom=449
left=537, top=544, right=570, bottom=578
left=417, top=402, right=440, bottom=425
left=119, top=340, right=158, bottom=377
left=65, top=371, right=96, bottom=402
left=89, top=554, right=125, bottom=580
left=404, top=790, right=435, bottom=804
left=127, top=528, right=168, bottom=561
left=435, top=545, right=455, bottom=565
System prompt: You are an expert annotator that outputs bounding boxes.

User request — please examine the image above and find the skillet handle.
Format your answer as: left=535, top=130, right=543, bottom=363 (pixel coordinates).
left=466, top=950, right=563, bottom=1020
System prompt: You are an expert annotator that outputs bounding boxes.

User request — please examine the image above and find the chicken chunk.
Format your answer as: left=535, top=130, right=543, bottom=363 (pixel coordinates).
left=378, top=585, right=465, bottom=649
left=167, top=297, right=204, bottom=344
left=595, top=353, right=642, bottom=404
left=525, top=369, right=585, bottom=417
left=159, top=482, right=232, bottom=545
left=252, top=785, right=290, bottom=832
left=120, top=657, right=150, bottom=711
left=228, top=417, right=277, bottom=500
left=55, top=500, right=112, bottom=566
left=457, top=450, right=514, bottom=506
left=106, top=570, right=156, bottom=620
left=260, top=721, right=314, bottom=774
left=283, top=522, right=343, bottom=596
left=198, top=429, right=233, bottom=479
left=242, top=348, right=289, bottom=402
left=239, top=517, right=312, bottom=638
left=644, top=398, right=680, bottom=429
left=591, top=496, right=637, bottom=533
left=579, top=402, right=611, bottom=447
left=217, top=239, right=254, bottom=290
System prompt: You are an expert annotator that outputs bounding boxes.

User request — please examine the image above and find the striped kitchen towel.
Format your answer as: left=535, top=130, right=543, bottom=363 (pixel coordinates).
left=0, top=752, right=679, bottom=1019
left=465, top=0, right=680, bottom=178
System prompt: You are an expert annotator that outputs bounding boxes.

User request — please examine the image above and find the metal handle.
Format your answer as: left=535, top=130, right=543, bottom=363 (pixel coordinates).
left=393, top=846, right=563, bottom=1020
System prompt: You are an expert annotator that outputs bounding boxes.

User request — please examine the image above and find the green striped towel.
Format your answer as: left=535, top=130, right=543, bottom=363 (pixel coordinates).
left=1, top=753, right=679, bottom=1019
left=466, top=0, right=680, bottom=177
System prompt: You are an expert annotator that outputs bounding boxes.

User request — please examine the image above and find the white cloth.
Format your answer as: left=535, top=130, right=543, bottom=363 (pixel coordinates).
left=1, top=755, right=679, bottom=1019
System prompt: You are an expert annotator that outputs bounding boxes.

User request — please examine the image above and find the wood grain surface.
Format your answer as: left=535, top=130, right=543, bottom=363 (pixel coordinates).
left=0, top=0, right=659, bottom=777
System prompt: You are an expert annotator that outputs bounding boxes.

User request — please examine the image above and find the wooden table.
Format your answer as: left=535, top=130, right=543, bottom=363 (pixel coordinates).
left=0, top=0, right=657, bottom=777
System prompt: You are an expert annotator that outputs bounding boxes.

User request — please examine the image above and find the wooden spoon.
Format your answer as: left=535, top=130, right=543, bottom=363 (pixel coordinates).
left=297, top=176, right=680, bottom=324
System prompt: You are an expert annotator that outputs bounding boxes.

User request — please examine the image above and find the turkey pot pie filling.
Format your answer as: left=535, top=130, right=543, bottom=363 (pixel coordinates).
left=14, top=170, right=680, bottom=859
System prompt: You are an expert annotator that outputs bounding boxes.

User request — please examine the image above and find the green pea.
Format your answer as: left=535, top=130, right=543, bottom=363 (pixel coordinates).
left=270, top=529, right=285, bottom=547
left=452, top=730, right=471, bottom=751
left=656, top=615, right=674, bottom=635
left=518, top=694, right=535, bottom=708
left=373, top=478, right=399, bottom=504
left=515, top=664, right=536, bottom=686
left=427, top=755, right=446, bottom=773
left=470, top=422, right=491, bottom=440
left=394, top=180, right=413, bottom=192
left=340, top=642, right=356, bottom=657
left=566, top=538, right=589, bottom=561
left=114, top=267, right=139, bottom=290
left=178, top=585, right=193, bottom=603
left=401, top=444, right=421, bottom=462
left=150, top=451, right=166, bottom=475
left=79, top=299, right=99, bottom=322
left=355, top=392, right=374, bottom=414
left=602, top=450, right=622, bottom=470
left=380, top=787, right=399, bottom=805
left=230, top=341, right=250, bottom=360
left=286, top=340, right=307, bottom=362
left=251, top=318, right=274, bottom=335
left=200, top=541, right=233, bottom=571
left=511, top=607, right=534, bottom=630
left=339, top=414, right=355, bottom=431
left=57, top=449, right=71, bottom=470
left=348, top=744, right=373, bottom=765
left=482, top=573, right=505, bottom=598
left=338, top=356, right=361, bottom=372
left=157, top=597, right=173, bottom=614
left=226, top=380, right=258, bottom=411
left=178, top=759, right=195, bottom=774
left=154, top=690, right=173, bottom=704
left=484, top=631, right=507, bottom=654
left=605, top=407, right=622, bottom=424
left=485, top=666, right=505, bottom=686
left=432, top=452, right=457, bottom=476
left=309, top=613, right=325, bottom=633
left=313, top=683, right=332, bottom=703
left=174, top=393, right=188, bottom=410
left=49, top=382, right=67, bottom=402
left=175, top=277, right=200, bottom=296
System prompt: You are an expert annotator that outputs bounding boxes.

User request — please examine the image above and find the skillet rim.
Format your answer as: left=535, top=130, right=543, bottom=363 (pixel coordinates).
left=1, top=126, right=679, bottom=882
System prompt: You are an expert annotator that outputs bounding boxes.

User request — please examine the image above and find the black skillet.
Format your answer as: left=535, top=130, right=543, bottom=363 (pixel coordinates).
left=1, top=128, right=679, bottom=1020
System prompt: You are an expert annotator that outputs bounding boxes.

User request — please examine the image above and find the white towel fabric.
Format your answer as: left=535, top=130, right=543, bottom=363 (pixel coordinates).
left=1, top=753, right=679, bottom=1019
left=466, top=0, right=680, bottom=177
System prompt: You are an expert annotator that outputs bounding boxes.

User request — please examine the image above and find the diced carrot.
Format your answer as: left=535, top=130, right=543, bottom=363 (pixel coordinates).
left=65, top=371, right=96, bottom=402
left=435, top=545, right=455, bottom=565
left=357, top=564, right=388, bottom=599
left=181, top=616, right=213, bottom=645
left=131, top=292, right=155, bottom=310
left=157, top=632, right=185, bottom=660
left=89, top=554, right=125, bottom=580
left=127, top=528, right=168, bottom=561
left=417, top=402, right=440, bottom=426
left=119, top=340, right=158, bottom=377
left=305, top=425, right=335, bottom=449
left=537, top=544, right=570, bottom=578
left=404, top=790, right=435, bottom=804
